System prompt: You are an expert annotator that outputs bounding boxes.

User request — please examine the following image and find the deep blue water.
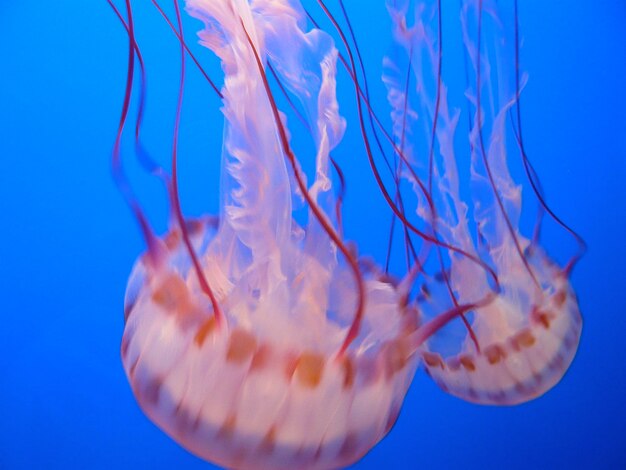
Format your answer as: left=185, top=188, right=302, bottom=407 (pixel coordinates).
left=1, top=1, right=625, bottom=469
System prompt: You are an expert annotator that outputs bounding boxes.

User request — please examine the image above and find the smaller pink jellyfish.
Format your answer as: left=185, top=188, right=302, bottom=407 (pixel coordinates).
left=110, top=0, right=583, bottom=468
left=383, top=0, right=583, bottom=405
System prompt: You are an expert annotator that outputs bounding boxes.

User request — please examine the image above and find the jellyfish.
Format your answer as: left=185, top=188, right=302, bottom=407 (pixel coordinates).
left=115, top=1, right=417, bottom=467
left=381, top=0, right=583, bottom=405
left=110, top=0, right=582, bottom=468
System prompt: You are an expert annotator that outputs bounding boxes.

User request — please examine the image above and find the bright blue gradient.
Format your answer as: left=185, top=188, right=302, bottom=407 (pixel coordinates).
left=1, top=1, right=624, bottom=469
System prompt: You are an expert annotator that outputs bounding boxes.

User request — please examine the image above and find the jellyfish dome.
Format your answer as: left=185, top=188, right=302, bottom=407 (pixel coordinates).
left=120, top=1, right=418, bottom=468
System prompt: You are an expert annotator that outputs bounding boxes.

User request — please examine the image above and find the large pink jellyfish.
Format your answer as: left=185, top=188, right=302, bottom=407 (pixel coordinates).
left=110, top=0, right=583, bottom=468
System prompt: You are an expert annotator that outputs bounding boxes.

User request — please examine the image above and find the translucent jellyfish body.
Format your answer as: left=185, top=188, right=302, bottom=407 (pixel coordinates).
left=121, top=1, right=418, bottom=468
left=383, top=0, right=582, bottom=405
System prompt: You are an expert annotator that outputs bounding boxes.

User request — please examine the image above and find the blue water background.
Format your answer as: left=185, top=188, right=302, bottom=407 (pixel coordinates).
left=1, top=1, right=625, bottom=468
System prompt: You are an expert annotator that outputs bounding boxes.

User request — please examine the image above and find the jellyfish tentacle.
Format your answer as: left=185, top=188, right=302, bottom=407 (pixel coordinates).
left=149, top=0, right=223, bottom=99
left=315, top=2, right=469, bottom=283
left=329, top=156, right=346, bottom=237
left=109, top=0, right=222, bottom=320
left=108, top=0, right=162, bottom=176
left=396, top=46, right=420, bottom=272
left=472, top=0, right=540, bottom=288
left=333, top=1, right=419, bottom=270
left=266, top=62, right=311, bottom=134
left=112, top=0, right=185, bottom=243
left=108, top=0, right=167, bottom=268
left=427, top=0, right=443, bottom=198
left=319, top=0, right=501, bottom=292
left=509, top=0, right=587, bottom=274
left=426, top=0, right=481, bottom=350
left=169, top=0, right=224, bottom=325
left=331, top=2, right=426, bottom=275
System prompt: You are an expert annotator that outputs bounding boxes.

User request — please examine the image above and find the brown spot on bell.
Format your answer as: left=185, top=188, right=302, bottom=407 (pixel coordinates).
left=295, top=352, right=325, bottom=388
left=226, top=328, right=257, bottom=363
left=423, top=351, right=445, bottom=369
left=512, top=329, right=536, bottom=350
left=484, top=344, right=507, bottom=365
left=459, top=355, right=476, bottom=372
left=194, top=316, right=218, bottom=347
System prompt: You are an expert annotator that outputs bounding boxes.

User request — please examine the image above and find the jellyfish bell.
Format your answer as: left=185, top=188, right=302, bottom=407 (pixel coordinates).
left=122, top=219, right=418, bottom=469
left=415, top=246, right=582, bottom=405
